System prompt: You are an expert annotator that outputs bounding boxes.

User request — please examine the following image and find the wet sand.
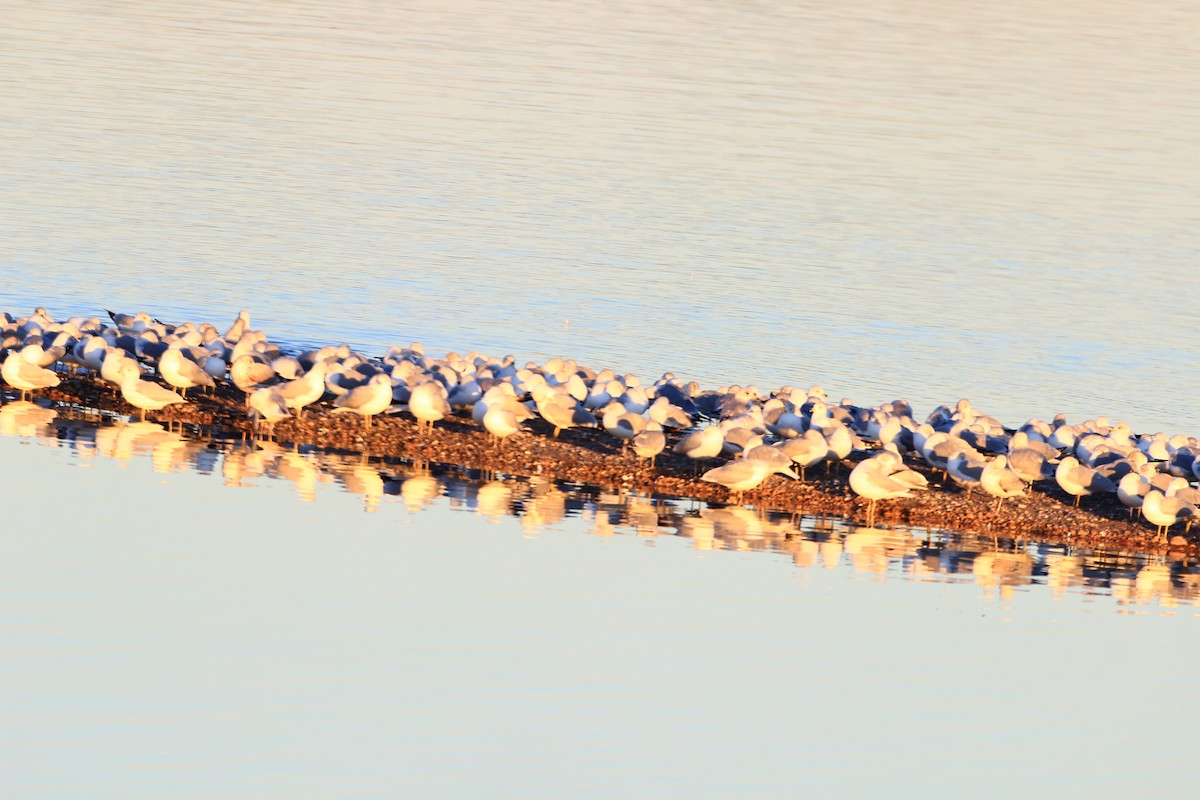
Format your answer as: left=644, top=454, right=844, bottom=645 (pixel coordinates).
left=29, top=374, right=1196, bottom=556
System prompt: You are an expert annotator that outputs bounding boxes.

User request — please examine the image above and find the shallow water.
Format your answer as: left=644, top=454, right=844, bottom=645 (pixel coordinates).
left=4, top=2, right=1200, bottom=796
left=2, top=0, right=1199, bottom=434
left=2, top=408, right=1198, bottom=798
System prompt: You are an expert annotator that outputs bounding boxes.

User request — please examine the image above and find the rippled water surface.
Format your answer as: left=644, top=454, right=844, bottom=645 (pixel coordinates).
left=3, top=2, right=1200, bottom=796
left=2, top=0, right=1199, bottom=434
left=2, top=407, right=1199, bottom=797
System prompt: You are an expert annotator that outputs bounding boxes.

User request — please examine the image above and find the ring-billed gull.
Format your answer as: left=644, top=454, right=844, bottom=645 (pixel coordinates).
left=631, top=421, right=666, bottom=465
left=159, top=347, right=216, bottom=398
left=116, top=362, right=186, bottom=421
left=1054, top=456, right=1117, bottom=506
left=223, top=310, right=251, bottom=343
left=778, top=429, right=827, bottom=480
left=331, top=374, right=393, bottom=428
left=231, top=354, right=277, bottom=402
left=1141, top=489, right=1197, bottom=539
left=701, top=457, right=789, bottom=504
left=602, top=401, right=646, bottom=450
left=276, top=361, right=329, bottom=417
left=482, top=403, right=522, bottom=445
left=673, top=425, right=724, bottom=472
left=408, top=380, right=451, bottom=431
left=2, top=350, right=61, bottom=401
left=980, top=455, right=1027, bottom=511
left=849, top=451, right=926, bottom=527
left=1116, top=472, right=1151, bottom=518
left=947, top=451, right=986, bottom=496
left=247, top=387, right=291, bottom=438
left=535, top=390, right=594, bottom=438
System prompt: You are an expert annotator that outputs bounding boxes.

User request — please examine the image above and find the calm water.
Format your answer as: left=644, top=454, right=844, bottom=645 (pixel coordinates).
left=3, top=2, right=1200, bottom=796
left=2, top=0, right=1200, bottom=434
left=2, top=406, right=1199, bottom=797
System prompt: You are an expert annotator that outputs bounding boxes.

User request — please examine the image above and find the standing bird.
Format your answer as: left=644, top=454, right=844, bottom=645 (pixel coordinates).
left=631, top=421, right=666, bottom=466
left=223, top=310, right=251, bottom=343
left=247, top=387, right=290, bottom=438
left=276, top=361, right=329, bottom=417
left=482, top=402, right=522, bottom=445
left=2, top=350, right=61, bottom=401
left=701, top=457, right=791, bottom=505
left=1055, top=456, right=1116, bottom=506
left=330, top=373, right=393, bottom=428
left=1116, top=472, right=1151, bottom=518
left=674, top=426, right=725, bottom=473
left=980, top=455, right=1028, bottom=511
left=1141, top=490, right=1197, bottom=539
left=602, top=401, right=646, bottom=450
left=779, top=429, right=828, bottom=480
left=947, top=451, right=986, bottom=496
left=230, top=355, right=277, bottom=404
left=849, top=451, right=926, bottom=527
left=116, top=362, right=186, bottom=422
left=408, top=380, right=451, bottom=431
left=159, top=347, right=216, bottom=398
left=535, top=390, right=594, bottom=438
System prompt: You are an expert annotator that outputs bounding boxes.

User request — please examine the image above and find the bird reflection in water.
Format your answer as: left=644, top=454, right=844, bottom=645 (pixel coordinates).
left=0, top=401, right=57, bottom=439
left=5, top=412, right=1200, bottom=610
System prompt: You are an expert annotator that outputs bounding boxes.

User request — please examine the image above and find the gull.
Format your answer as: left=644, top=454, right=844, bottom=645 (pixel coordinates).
left=276, top=361, right=329, bottom=417
left=980, top=455, right=1028, bottom=511
left=722, top=425, right=764, bottom=458
left=779, top=429, right=827, bottom=480
left=769, top=405, right=806, bottom=439
left=1167, top=445, right=1200, bottom=479
left=1006, top=441, right=1059, bottom=484
left=674, top=425, right=725, bottom=472
left=247, top=387, right=291, bottom=438
left=631, top=421, right=666, bottom=465
left=159, top=347, right=216, bottom=398
left=272, top=356, right=303, bottom=380
left=921, top=431, right=982, bottom=482
left=1141, top=490, right=1198, bottom=539
left=1010, top=430, right=1061, bottom=461
left=116, top=362, right=186, bottom=421
left=873, top=447, right=929, bottom=490
left=100, top=347, right=140, bottom=389
left=1117, top=472, right=1150, bottom=518
left=223, top=310, right=251, bottom=343
left=106, top=309, right=155, bottom=332
left=20, top=343, right=64, bottom=370
left=849, top=451, right=925, bottom=527
left=483, top=402, right=522, bottom=445
left=408, top=380, right=451, bottom=431
left=473, top=387, right=535, bottom=427
left=617, top=385, right=650, bottom=415
left=745, top=443, right=803, bottom=479
left=230, top=354, right=277, bottom=402
left=701, top=457, right=791, bottom=504
left=1054, top=456, right=1117, bottom=506
left=602, top=401, right=646, bottom=449
left=947, top=451, right=986, bottom=496
left=822, top=423, right=858, bottom=473
left=331, top=374, right=393, bottom=428
left=647, top=395, right=691, bottom=429
left=535, top=390, right=594, bottom=438
left=2, top=350, right=61, bottom=400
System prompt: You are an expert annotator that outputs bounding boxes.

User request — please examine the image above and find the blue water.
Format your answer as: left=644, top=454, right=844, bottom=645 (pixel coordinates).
left=3, top=2, right=1200, bottom=796
left=2, top=0, right=1199, bottom=435
left=1, top=412, right=1197, bottom=798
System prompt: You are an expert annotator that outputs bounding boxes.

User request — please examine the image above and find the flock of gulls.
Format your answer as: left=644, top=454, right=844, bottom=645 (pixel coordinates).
left=3, top=305, right=1200, bottom=540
